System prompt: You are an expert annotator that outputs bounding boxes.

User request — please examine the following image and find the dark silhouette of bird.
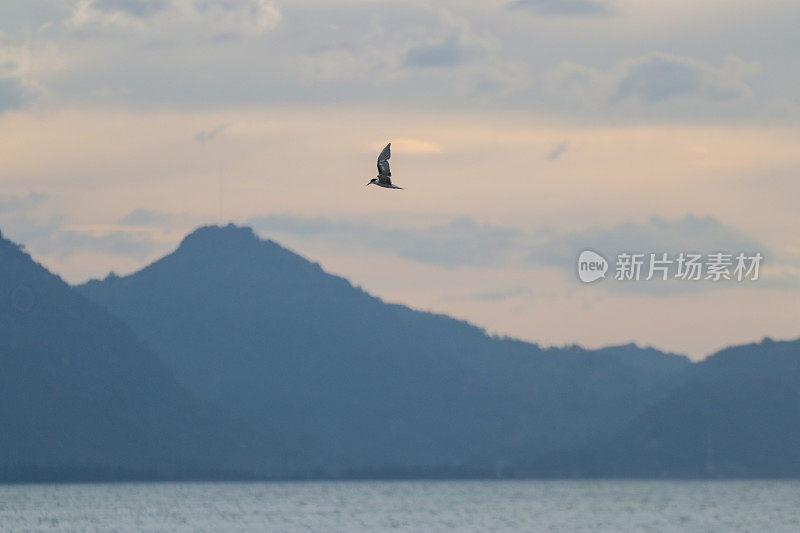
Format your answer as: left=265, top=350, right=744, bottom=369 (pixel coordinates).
left=367, top=143, right=403, bottom=189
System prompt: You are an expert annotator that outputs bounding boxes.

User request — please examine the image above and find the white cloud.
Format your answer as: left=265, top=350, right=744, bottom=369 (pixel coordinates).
left=546, top=53, right=760, bottom=109
left=0, top=193, right=49, bottom=213
left=70, top=0, right=281, bottom=40
left=119, top=208, right=176, bottom=226
left=527, top=214, right=790, bottom=294
left=530, top=214, right=766, bottom=266
left=248, top=215, right=523, bottom=268
left=614, top=55, right=759, bottom=103
left=508, top=0, right=614, bottom=17
left=0, top=43, right=66, bottom=110
left=405, top=36, right=466, bottom=69
left=0, top=1, right=794, bottom=120
left=0, top=76, right=25, bottom=112
left=298, top=43, right=395, bottom=84
left=1, top=211, right=157, bottom=260
left=291, top=4, right=531, bottom=102
left=90, top=0, right=170, bottom=19
left=243, top=212, right=789, bottom=296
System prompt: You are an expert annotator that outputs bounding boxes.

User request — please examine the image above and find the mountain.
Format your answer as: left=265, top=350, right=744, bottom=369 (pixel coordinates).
left=5, top=221, right=796, bottom=480
left=0, top=230, right=259, bottom=481
left=529, top=338, right=800, bottom=478
left=78, top=224, right=691, bottom=474
left=597, top=338, right=800, bottom=477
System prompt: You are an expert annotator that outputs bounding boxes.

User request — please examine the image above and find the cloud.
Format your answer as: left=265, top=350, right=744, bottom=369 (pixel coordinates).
left=0, top=56, right=31, bottom=111
left=119, top=208, right=176, bottom=226
left=0, top=1, right=793, bottom=120
left=0, top=193, right=48, bottom=213
left=0, top=1, right=71, bottom=36
left=386, top=217, right=521, bottom=267
left=508, top=0, right=613, bottom=17
left=71, top=0, right=281, bottom=39
left=0, top=76, right=25, bottom=112
left=118, top=208, right=206, bottom=230
left=615, top=56, right=703, bottom=103
left=246, top=213, right=783, bottom=290
left=614, top=55, right=757, bottom=104
left=91, top=0, right=169, bottom=18
left=294, top=6, right=527, bottom=100
left=194, top=124, right=226, bottom=143
left=1, top=208, right=156, bottom=260
left=0, top=42, right=67, bottom=112
left=528, top=214, right=783, bottom=294
left=405, top=36, right=465, bottom=69
left=547, top=54, right=760, bottom=109
left=530, top=214, right=766, bottom=267
left=546, top=140, right=568, bottom=161
left=298, top=42, right=386, bottom=83
left=248, top=215, right=522, bottom=268
left=43, top=229, right=156, bottom=259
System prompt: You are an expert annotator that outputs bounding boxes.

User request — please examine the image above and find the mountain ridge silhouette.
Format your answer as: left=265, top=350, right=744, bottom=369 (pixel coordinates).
left=78, top=224, right=693, bottom=471
left=2, top=223, right=797, bottom=479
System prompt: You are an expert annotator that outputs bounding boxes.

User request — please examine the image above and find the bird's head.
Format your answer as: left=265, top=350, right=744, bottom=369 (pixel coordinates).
left=366, top=178, right=378, bottom=186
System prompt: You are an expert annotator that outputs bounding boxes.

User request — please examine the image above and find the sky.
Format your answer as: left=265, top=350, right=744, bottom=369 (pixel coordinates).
left=1, top=0, right=799, bottom=359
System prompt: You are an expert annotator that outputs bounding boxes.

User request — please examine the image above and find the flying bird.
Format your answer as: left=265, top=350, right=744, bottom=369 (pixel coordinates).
left=367, top=143, right=403, bottom=189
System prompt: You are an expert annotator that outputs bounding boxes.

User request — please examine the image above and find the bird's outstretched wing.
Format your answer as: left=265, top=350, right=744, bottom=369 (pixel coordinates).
left=377, top=143, right=391, bottom=178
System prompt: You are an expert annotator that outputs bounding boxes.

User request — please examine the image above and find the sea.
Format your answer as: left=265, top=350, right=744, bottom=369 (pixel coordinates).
left=1, top=480, right=799, bottom=532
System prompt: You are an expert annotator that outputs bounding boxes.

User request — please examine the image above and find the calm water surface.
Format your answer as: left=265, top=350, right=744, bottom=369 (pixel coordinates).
left=1, top=480, right=799, bottom=532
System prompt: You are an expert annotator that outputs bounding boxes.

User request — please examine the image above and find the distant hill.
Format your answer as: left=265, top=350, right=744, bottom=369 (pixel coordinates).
left=78, top=224, right=691, bottom=473
left=530, top=338, right=800, bottom=478
left=597, top=338, right=800, bottom=477
left=4, top=222, right=798, bottom=479
left=0, top=230, right=260, bottom=481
